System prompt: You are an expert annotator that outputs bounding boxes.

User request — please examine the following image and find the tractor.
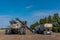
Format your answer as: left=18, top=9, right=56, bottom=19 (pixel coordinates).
left=5, top=18, right=27, bottom=35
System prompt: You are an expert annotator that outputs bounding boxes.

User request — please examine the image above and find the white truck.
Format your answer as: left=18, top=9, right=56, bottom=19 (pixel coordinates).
left=33, top=23, right=53, bottom=35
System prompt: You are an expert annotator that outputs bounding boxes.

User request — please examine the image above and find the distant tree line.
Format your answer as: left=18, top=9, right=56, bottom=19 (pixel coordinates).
left=30, top=13, right=60, bottom=32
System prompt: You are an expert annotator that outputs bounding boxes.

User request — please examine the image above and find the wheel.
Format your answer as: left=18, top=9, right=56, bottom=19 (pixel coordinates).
left=23, top=28, right=26, bottom=35
left=43, top=31, right=47, bottom=35
left=11, top=28, right=18, bottom=34
left=20, top=28, right=24, bottom=35
left=5, top=28, right=11, bottom=34
left=18, top=27, right=26, bottom=35
left=23, top=31, right=26, bottom=35
left=18, top=28, right=22, bottom=35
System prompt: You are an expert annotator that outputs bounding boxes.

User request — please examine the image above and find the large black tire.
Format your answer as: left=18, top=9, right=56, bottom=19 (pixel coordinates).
left=5, top=28, right=11, bottom=34
left=43, top=31, right=52, bottom=35
left=11, top=28, right=18, bottom=34
left=18, top=28, right=22, bottom=35
left=18, top=27, right=26, bottom=35
left=23, top=27, right=26, bottom=35
left=20, top=28, right=24, bottom=35
left=43, top=31, right=48, bottom=35
left=23, top=29, right=26, bottom=35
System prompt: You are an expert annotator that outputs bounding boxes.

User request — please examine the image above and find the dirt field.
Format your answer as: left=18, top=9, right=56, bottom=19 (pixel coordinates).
left=0, top=33, right=60, bottom=40
left=0, top=30, right=60, bottom=40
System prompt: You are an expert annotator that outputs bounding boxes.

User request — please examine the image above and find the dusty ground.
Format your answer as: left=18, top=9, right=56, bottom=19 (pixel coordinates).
left=0, top=30, right=60, bottom=40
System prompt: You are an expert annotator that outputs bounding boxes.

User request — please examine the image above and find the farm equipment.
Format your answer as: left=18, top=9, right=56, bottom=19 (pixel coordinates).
left=5, top=18, right=33, bottom=35
left=33, top=23, right=53, bottom=35
left=15, top=18, right=33, bottom=32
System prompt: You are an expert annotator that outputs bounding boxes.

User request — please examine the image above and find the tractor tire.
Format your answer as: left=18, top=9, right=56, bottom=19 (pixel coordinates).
left=11, top=28, right=18, bottom=34
left=43, top=31, right=47, bottom=35
left=18, top=29, right=21, bottom=35
left=18, top=28, right=26, bottom=35
left=5, top=28, right=11, bottom=34
left=23, top=28, right=26, bottom=35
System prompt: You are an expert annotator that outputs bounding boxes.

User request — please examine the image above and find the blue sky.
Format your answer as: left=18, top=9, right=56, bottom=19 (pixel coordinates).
left=0, top=0, right=60, bottom=28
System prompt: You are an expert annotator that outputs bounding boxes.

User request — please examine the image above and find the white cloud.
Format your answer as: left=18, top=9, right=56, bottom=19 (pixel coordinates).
left=25, top=5, right=32, bottom=9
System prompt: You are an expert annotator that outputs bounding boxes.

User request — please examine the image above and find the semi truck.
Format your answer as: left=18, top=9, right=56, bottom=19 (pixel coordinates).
left=33, top=23, right=53, bottom=35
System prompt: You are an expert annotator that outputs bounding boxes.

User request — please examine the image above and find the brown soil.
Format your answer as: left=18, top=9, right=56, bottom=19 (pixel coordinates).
left=0, top=30, right=60, bottom=40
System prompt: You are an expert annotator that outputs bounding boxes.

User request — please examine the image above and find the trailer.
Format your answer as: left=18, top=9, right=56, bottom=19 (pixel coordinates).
left=33, top=23, right=53, bottom=35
